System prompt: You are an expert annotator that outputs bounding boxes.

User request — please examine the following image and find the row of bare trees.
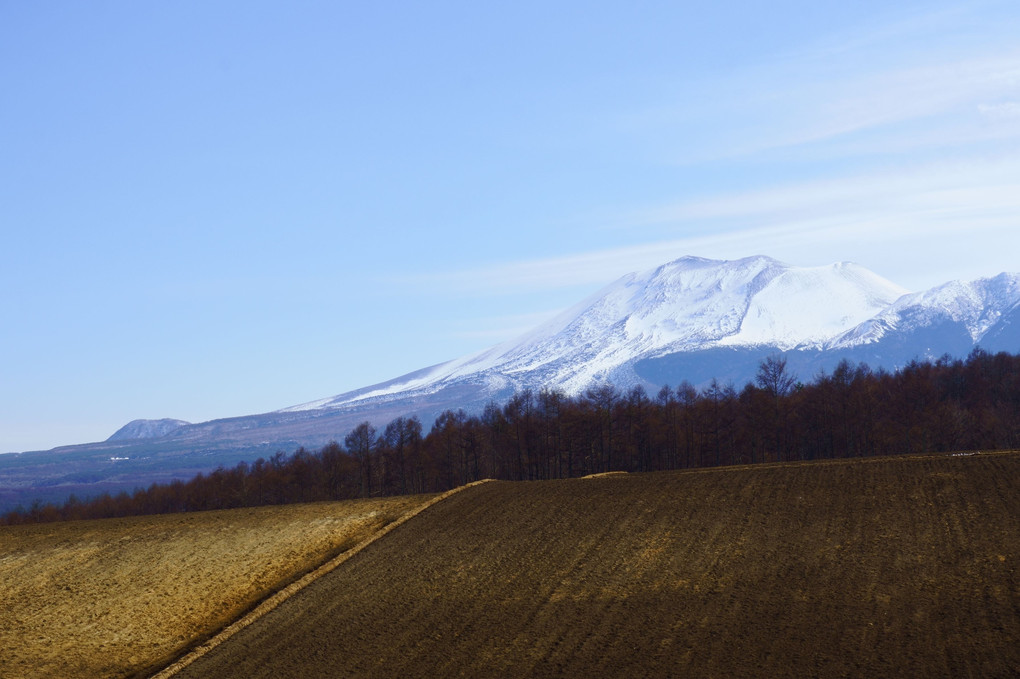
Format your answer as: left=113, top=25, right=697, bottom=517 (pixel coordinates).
left=5, top=348, right=1020, bottom=525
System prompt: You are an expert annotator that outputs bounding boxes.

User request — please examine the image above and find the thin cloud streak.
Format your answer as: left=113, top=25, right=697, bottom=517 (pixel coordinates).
left=636, top=156, right=1020, bottom=225
left=399, top=243, right=700, bottom=294
left=623, top=9, right=1020, bottom=166
left=773, top=54, right=1020, bottom=151
left=405, top=155, right=1020, bottom=297
left=444, top=310, right=566, bottom=342
left=979, top=102, right=1020, bottom=120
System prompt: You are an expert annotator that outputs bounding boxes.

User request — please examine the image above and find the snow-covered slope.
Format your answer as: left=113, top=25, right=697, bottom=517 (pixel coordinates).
left=830, top=273, right=1020, bottom=349
left=283, top=255, right=920, bottom=413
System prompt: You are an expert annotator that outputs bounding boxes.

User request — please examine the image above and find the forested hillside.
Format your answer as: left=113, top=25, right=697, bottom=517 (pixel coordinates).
left=5, top=348, right=1020, bottom=524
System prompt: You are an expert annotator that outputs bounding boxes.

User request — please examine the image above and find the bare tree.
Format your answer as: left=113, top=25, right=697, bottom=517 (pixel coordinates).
left=756, top=354, right=797, bottom=398
left=755, top=355, right=798, bottom=461
left=345, top=422, right=377, bottom=497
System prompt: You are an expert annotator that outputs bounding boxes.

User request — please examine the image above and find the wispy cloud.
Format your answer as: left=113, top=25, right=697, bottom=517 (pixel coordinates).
left=397, top=242, right=697, bottom=294
left=635, top=156, right=1020, bottom=225
left=979, top=101, right=1020, bottom=120
left=677, top=52, right=1020, bottom=165
left=621, top=4, right=1020, bottom=165
left=403, top=152, right=1020, bottom=297
left=443, top=310, right=565, bottom=342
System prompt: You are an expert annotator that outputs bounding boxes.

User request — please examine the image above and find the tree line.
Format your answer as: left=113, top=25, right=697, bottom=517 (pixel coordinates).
left=5, top=348, right=1020, bottom=525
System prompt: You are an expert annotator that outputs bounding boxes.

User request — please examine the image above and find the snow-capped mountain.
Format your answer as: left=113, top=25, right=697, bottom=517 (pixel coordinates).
left=101, top=256, right=1020, bottom=431
left=283, top=255, right=919, bottom=413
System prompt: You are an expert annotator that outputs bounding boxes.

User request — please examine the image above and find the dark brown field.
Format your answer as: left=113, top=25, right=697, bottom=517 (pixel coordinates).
left=172, top=451, right=1020, bottom=678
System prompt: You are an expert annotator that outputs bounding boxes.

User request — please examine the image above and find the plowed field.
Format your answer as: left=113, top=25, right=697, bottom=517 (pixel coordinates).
left=0, top=495, right=434, bottom=679
left=174, top=452, right=1020, bottom=678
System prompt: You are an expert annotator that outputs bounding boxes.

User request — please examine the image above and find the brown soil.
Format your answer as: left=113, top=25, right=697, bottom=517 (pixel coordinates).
left=174, top=452, right=1020, bottom=678
left=0, top=495, right=433, bottom=679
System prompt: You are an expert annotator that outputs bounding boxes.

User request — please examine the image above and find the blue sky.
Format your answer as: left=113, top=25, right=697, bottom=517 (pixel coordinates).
left=3, top=1, right=1019, bottom=452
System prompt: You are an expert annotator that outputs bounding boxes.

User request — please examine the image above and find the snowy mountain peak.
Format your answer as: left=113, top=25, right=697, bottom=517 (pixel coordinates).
left=285, top=256, right=919, bottom=413
left=832, top=272, right=1020, bottom=347
left=501, top=256, right=905, bottom=363
left=716, top=259, right=908, bottom=349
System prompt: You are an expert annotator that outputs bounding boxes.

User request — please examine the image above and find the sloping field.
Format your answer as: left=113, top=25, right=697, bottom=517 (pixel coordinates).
left=0, top=495, right=434, bottom=679
left=174, top=452, right=1020, bottom=678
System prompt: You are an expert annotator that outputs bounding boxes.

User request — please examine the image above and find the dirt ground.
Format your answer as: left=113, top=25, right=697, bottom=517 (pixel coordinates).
left=175, top=452, right=1020, bottom=678
left=0, top=495, right=433, bottom=679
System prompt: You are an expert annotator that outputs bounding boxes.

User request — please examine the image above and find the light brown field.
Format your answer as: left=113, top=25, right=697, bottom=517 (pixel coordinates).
left=0, top=495, right=433, bottom=679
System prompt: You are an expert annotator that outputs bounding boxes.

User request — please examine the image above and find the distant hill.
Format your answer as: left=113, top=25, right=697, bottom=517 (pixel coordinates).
left=107, top=419, right=190, bottom=441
